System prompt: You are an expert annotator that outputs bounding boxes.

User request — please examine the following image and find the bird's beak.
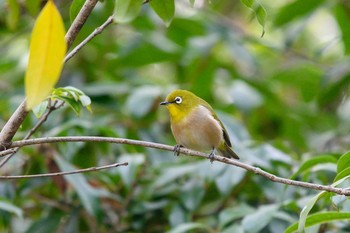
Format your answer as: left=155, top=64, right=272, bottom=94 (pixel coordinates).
left=160, top=101, right=169, bottom=106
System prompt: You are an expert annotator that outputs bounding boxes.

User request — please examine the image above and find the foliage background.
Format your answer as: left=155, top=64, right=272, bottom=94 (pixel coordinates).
left=1, top=0, right=350, bottom=232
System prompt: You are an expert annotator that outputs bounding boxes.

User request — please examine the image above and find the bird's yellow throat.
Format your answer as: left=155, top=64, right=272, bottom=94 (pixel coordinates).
left=166, top=104, right=191, bottom=124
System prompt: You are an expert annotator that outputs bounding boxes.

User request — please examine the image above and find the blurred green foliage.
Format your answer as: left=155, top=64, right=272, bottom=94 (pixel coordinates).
left=1, top=0, right=350, bottom=232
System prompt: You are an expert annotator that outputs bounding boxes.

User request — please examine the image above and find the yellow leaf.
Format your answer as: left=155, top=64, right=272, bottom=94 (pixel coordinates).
left=25, top=0, right=67, bottom=110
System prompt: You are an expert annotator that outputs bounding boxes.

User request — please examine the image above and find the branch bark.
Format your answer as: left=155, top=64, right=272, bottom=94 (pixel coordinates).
left=64, top=15, right=114, bottom=63
left=0, top=101, right=28, bottom=149
left=5, top=136, right=350, bottom=196
left=0, top=101, right=64, bottom=168
left=65, top=0, right=99, bottom=49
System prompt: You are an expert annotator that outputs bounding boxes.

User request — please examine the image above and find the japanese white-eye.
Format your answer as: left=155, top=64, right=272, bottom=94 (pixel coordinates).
left=160, top=89, right=239, bottom=161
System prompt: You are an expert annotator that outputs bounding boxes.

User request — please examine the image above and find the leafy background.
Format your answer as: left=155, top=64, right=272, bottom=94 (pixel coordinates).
left=1, top=0, right=350, bottom=232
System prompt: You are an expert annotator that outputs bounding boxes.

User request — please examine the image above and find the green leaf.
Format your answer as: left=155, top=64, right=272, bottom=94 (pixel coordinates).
left=52, top=95, right=82, bottom=115
left=166, top=222, right=210, bottom=233
left=79, top=95, right=92, bottom=112
left=285, top=212, right=350, bottom=233
left=153, top=164, right=199, bottom=188
left=333, top=3, right=350, bottom=55
left=337, top=150, right=350, bottom=173
left=116, top=38, right=180, bottom=67
left=0, top=198, right=23, bottom=218
left=290, top=155, right=337, bottom=180
left=70, top=0, right=85, bottom=23
left=125, top=86, right=161, bottom=118
left=6, top=0, right=20, bottom=31
left=242, top=204, right=279, bottom=233
left=240, top=0, right=267, bottom=37
left=274, top=0, right=326, bottom=27
left=51, top=86, right=92, bottom=115
left=25, top=0, right=41, bottom=16
left=180, top=181, right=205, bottom=211
left=25, top=209, right=63, bottom=233
left=297, top=191, right=328, bottom=233
left=114, top=0, right=142, bottom=24
left=54, top=155, right=101, bottom=217
left=334, top=167, right=350, bottom=182
left=272, top=65, right=322, bottom=102
left=290, top=175, right=350, bottom=233
left=118, top=153, right=145, bottom=187
left=150, top=0, right=175, bottom=27
left=219, top=204, right=255, bottom=229
left=169, top=204, right=187, bottom=227
left=32, top=100, right=48, bottom=118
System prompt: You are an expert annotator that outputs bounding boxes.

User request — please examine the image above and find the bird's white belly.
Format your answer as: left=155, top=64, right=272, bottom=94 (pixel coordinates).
left=171, top=105, right=223, bottom=151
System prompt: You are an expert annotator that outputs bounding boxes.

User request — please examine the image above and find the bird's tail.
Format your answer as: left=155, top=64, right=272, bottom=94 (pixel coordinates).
left=217, top=143, right=240, bottom=159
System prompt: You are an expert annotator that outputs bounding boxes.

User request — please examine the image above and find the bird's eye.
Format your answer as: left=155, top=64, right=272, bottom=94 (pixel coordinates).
left=175, top=96, right=182, bottom=104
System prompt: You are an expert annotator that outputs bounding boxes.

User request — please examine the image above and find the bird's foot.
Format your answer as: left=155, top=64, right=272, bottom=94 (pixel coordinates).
left=173, top=144, right=183, bottom=156
left=209, top=148, right=215, bottom=163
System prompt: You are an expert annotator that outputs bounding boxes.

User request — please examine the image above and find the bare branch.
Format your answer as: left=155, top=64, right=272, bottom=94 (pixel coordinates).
left=0, top=101, right=28, bottom=150
left=6, top=136, right=350, bottom=196
left=65, top=0, right=99, bottom=49
left=64, top=15, right=114, bottom=63
left=0, top=101, right=64, bottom=168
left=0, top=162, right=128, bottom=179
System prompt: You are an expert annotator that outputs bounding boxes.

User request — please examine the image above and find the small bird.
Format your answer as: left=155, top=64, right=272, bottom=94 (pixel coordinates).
left=160, top=89, right=239, bottom=162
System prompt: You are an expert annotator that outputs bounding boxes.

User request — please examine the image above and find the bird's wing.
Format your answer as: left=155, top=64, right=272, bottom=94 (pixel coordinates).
left=201, top=103, right=232, bottom=147
left=221, top=125, right=232, bottom=147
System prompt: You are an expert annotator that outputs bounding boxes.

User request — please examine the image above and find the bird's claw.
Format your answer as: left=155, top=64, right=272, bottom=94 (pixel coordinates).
left=173, top=145, right=183, bottom=156
left=209, top=148, right=215, bottom=163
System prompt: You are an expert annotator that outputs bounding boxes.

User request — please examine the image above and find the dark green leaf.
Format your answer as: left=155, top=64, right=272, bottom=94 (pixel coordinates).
left=53, top=95, right=82, bottom=115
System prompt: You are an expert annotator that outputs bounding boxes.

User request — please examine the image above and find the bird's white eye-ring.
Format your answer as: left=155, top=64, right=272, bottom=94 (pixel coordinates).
left=175, top=96, right=182, bottom=104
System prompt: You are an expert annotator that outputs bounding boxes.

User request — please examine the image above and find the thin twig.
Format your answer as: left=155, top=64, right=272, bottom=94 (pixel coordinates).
left=6, top=136, right=350, bottom=196
left=64, top=15, right=114, bottom=63
left=0, top=101, right=64, bottom=168
left=65, top=0, right=98, bottom=49
left=0, top=162, right=128, bottom=179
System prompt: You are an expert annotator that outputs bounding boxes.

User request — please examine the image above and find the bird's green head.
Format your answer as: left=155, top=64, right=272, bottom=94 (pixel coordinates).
left=160, top=89, right=203, bottom=122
